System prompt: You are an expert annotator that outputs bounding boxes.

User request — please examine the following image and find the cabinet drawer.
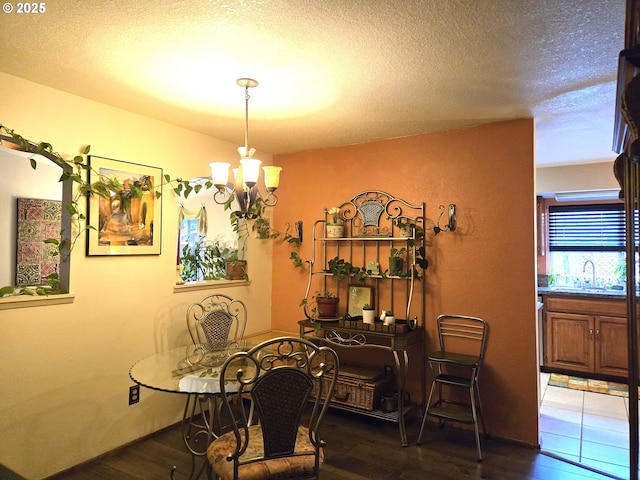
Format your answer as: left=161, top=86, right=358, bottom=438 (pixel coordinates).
left=545, top=297, right=626, bottom=316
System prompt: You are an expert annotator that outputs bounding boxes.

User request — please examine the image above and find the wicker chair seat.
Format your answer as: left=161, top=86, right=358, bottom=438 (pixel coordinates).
left=207, top=424, right=321, bottom=480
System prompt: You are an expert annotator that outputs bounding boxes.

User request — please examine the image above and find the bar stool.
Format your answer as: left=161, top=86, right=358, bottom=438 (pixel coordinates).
left=417, top=314, right=488, bottom=461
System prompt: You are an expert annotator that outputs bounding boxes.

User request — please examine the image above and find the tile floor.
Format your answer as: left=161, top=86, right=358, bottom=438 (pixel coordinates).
left=540, top=371, right=633, bottom=479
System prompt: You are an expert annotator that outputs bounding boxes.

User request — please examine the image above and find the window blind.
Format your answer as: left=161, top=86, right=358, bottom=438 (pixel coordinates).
left=548, top=204, right=628, bottom=252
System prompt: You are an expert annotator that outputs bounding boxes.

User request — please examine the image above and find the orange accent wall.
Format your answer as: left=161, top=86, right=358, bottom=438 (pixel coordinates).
left=271, top=119, right=538, bottom=445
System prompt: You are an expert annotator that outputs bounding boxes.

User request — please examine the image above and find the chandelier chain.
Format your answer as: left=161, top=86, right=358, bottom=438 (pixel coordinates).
left=244, top=86, right=250, bottom=155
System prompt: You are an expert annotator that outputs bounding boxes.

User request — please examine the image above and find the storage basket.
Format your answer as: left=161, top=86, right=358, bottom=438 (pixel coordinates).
left=312, top=365, right=394, bottom=411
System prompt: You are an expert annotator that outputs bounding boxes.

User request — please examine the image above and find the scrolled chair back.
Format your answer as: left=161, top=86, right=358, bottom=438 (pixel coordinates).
left=186, top=293, right=247, bottom=349
left=208, top=336, right=339, bottom=480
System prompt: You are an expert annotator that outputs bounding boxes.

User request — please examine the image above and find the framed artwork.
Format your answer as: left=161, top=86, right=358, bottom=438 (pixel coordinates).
left=347, top=285, right=374, bottom=317
left=86, top=156, right=162, bottom=256
left=16, top=197, right=62, bottom=285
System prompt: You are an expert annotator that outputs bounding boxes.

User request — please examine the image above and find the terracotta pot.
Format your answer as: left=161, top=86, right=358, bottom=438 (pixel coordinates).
left=316, top=297, right=339, bottom=318
left=226, top=260, right=247, bottom=280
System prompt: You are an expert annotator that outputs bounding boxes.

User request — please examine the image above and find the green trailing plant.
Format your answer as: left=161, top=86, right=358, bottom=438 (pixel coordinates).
left=290, top=251, right=306, bottom=268
left=388, top=247, right=406, bottom=277
left=251, top=212, right=305, bottom=269
left=0, top=273, right=60, bottom=297
left=0, top=125, right=199, bottom=297
left=392, top=218, right=428, bottom=275
left=327, top=256, right=368, bottom=281
left=224, top=197, right=299, bottom=263
left=389, top=247, right=407, bottom=258
left=393, top=217, right=416, bottom=235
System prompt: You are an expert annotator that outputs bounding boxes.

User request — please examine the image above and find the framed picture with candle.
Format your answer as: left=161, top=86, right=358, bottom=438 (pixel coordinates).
left=86, top=156, right=162, bottom=256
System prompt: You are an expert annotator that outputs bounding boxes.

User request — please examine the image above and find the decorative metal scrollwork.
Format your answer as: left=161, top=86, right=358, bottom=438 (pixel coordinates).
left=325, top=330, right=367, bottom=346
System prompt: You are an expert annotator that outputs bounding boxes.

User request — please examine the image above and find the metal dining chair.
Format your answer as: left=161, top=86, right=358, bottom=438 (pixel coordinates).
left=182, top=294, right=248, bottom=458
left=207, top=336, right=339, bottom=480
left=417, top=314, right=488, bottom=461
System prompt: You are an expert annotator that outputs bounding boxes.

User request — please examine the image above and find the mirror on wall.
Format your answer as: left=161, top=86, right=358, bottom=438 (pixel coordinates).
left=0, top=143, right=71, bottom=293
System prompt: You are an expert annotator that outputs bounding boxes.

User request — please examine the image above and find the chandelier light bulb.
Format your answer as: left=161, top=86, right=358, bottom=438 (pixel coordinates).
left=263, top=166, right=281, bottom=192
left=240, top=158, right=261, bottom=188
left=210, top=162, right=230, bottom=190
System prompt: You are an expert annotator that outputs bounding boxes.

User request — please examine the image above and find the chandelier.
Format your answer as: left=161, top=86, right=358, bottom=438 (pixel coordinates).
left=210, top=78, right=282, bottom=219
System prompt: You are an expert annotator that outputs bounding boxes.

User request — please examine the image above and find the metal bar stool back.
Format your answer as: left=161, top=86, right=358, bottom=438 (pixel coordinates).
left=417, top=314, right=488, bottom=461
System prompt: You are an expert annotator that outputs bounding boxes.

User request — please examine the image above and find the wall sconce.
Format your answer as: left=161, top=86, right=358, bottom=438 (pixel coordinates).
left=210, top=78, right=282, bottom=219
left=434, top=204, right=456, bottom=234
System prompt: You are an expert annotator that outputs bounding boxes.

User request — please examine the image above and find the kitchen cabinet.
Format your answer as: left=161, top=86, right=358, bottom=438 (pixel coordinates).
left=543, top=296, right=628, bottom=378
left=596, top=316, right=628, bottom=376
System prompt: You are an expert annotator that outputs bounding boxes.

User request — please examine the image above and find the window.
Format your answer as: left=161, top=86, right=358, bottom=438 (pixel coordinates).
left=548, top=204, right=625, bottom=252
left=178, top=217, right=202, bottom=260
left=176, top=186, right=237, bottom=283
left=547, top=204, right=627, bottom=289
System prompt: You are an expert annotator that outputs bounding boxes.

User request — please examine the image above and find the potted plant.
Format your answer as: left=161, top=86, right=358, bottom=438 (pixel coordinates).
left=326, top=207, right=345, bottom=238
left=180, top=239, right=239, bottom=282
left=225, top=207, right=253, bottom=280
left=328, top=256, right=367, bottom=281
left=315, top=290, right=339, bottom=319
left=225, top=249, right=247, bottom=280
left=362, top=303, right=375, bottom=325
left=383, top=310, right=395, bottom=326
left=388, top=247, right=407, bottom=276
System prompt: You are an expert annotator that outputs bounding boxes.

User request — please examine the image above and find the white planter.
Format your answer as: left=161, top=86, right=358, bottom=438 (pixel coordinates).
left=326, top=224, right=345, bottom=238
left=383, top=315, right=395, bottom=326
left=175, top=265, right=185, bottom=285
left=362, top=309, right=375, bottom=325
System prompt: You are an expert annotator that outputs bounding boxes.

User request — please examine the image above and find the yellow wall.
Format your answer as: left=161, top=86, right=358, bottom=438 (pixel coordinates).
left=537, top=161, right=618, bottom=195
left=270, top=119, right=539, bottom=445
left=0, top=72, right=274, bottom=478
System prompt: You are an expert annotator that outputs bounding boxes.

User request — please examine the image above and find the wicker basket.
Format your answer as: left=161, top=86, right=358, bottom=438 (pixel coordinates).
left=313, top=365, right=394, bottom=411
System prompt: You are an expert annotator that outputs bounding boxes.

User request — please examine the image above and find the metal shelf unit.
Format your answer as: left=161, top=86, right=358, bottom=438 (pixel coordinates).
left=299, top=190, right=426, bottom=446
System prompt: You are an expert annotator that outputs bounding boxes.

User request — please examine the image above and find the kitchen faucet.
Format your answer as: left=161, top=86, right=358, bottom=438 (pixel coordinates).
left=583, top=260, right=596, bottom=287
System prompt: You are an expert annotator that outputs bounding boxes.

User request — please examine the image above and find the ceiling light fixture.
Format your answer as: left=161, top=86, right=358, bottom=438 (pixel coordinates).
left=210, top=78, right=282, bottom=218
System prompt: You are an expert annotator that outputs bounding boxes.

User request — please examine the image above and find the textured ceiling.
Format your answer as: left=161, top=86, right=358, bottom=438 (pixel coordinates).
left=0, top=0, right=626, bottom=166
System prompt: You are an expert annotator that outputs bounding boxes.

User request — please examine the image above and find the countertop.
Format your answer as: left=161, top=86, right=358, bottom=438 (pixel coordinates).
left=538, top=286, right=626, bottom=299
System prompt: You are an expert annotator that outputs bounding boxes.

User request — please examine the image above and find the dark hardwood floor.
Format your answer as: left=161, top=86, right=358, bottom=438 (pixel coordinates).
left=49, top=409, right=621, bottom=480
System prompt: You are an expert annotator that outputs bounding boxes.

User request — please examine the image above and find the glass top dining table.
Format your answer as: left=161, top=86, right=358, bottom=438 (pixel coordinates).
left=129, top=342, right=250, bottom=395
left=128, top=341, right=253, bottom=480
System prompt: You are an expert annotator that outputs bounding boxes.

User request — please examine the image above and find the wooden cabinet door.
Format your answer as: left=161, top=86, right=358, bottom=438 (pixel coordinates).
left=595, top=315, right=628, bottom=377
left=546, top=312, right=594, bottom=372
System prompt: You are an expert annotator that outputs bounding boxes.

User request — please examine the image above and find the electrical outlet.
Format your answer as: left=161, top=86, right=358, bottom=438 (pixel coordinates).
left=129, top=385, right=140, bottom=405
